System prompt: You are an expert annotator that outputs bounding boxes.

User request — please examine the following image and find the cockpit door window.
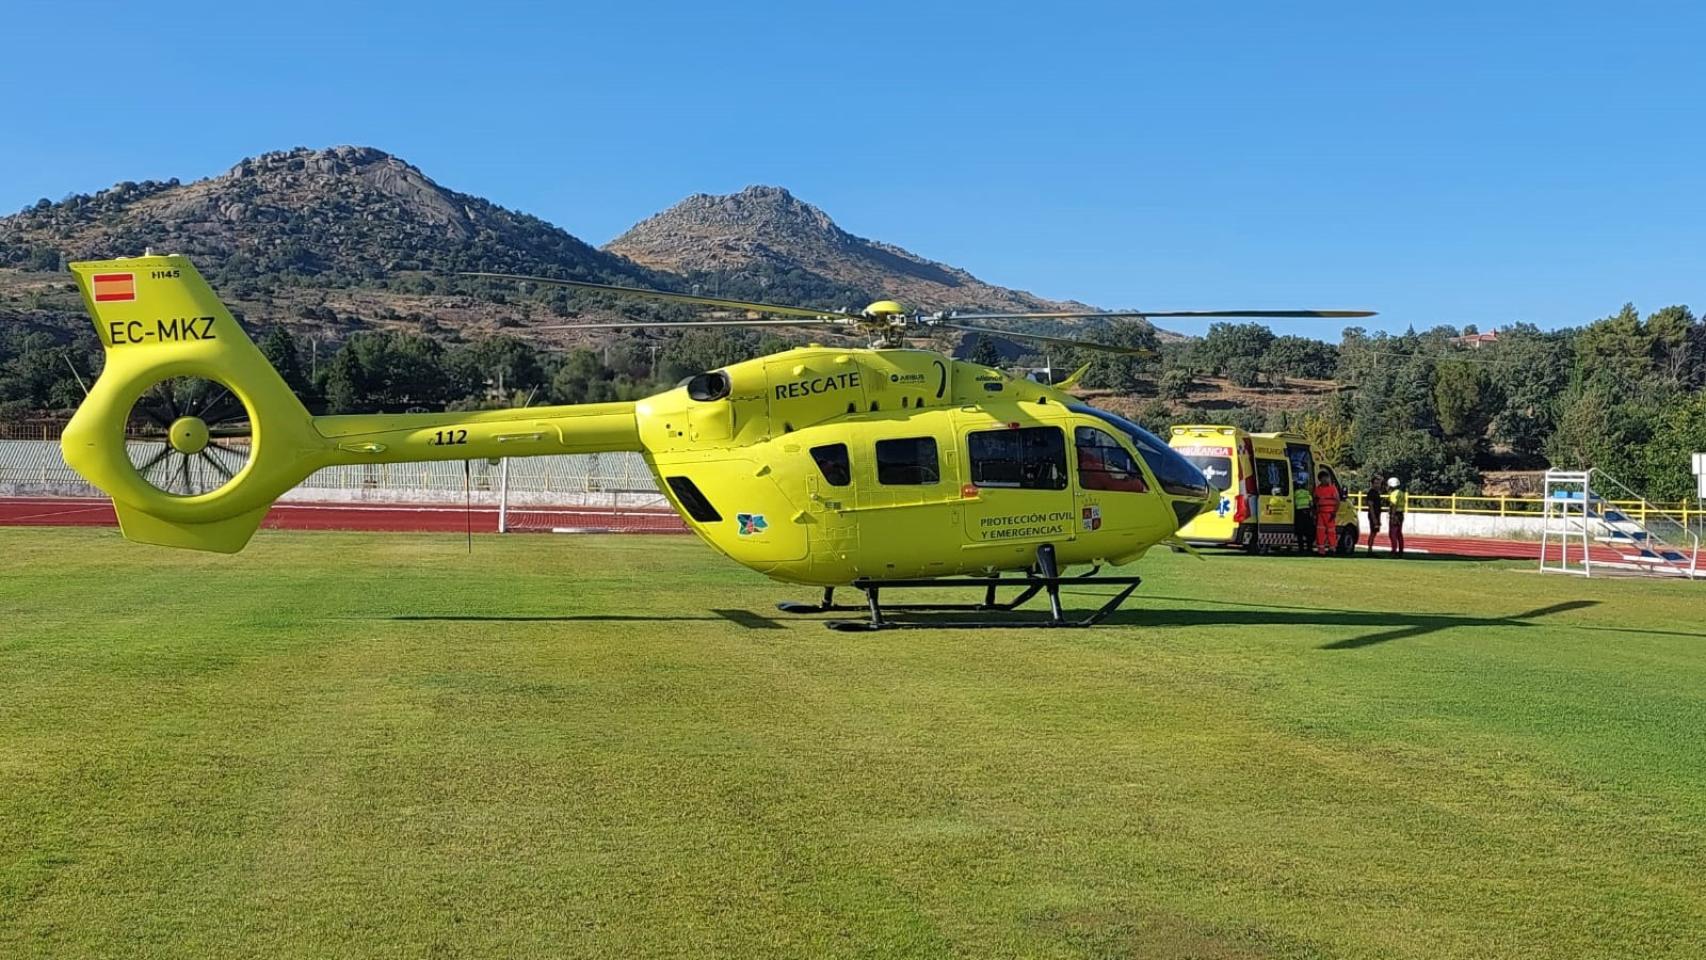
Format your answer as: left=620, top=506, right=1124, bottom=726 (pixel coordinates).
left=1075, top=426, right=1148, bottom=493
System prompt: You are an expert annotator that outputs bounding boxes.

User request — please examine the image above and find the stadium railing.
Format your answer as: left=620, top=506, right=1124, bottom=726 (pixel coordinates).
left=1346, top=492, right=1699, bottom=529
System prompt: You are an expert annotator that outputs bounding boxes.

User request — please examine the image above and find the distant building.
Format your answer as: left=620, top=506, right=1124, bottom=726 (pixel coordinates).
left=1450, top=330, right=1500, bottom=349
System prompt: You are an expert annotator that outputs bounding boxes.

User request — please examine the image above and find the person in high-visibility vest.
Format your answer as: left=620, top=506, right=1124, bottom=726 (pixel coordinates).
left=1386, top=476, right=1408, bottom=556
left=1292, top=477, right=1315, bottom=553
left=1313, top=469, right=1342, bottom=556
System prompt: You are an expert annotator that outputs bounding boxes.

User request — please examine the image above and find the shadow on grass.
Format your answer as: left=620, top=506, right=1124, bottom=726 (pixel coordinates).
left=1113, top=599, right=1602, bottom=650
left=377, top=593, right=1700, bottom=646
left=792, top=593, right=1611, bottom=648
left=1199, top=549, right=1509, bottom=564
left=382, top=609, right=785, bottom=630
left=1138, top=594, right=1706, bottom=641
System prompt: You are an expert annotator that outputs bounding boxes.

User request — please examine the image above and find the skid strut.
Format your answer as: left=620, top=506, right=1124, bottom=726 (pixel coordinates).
left=775, top=546, right=1139, bottom=631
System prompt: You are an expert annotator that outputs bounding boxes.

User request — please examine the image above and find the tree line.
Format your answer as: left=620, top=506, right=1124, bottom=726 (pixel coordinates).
left=5, top=302, right=1704, bottom=501
left=967, top=303, right=1705, bottom=500
left=0, top=321, right=787, bottom=422
left=1172, top=308, right=1702, bottom=500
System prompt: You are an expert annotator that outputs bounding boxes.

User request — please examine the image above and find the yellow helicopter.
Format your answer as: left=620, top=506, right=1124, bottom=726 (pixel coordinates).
left=57, top=255, right=1372, bottom=629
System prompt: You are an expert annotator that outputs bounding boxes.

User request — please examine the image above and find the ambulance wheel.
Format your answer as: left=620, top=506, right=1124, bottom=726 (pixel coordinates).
left=1336, top=526, right=1358, bottom=556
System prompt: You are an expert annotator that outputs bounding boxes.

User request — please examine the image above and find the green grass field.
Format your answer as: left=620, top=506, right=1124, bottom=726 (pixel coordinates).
left=3, top=528, right=1704, bottom=959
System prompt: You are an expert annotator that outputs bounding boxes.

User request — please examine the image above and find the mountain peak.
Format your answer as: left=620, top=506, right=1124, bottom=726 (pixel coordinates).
left=0, top=145, right=639, bottom=284
left=607, top=186, right=1073, bottom=312
left=732, top=184, right=794, bottom=199
left=218, top=145, right=419, bottom=187
left=642, top=185, right=844, bottom=244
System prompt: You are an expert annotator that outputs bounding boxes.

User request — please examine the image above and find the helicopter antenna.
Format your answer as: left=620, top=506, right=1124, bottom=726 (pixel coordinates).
left=61, top=349, right=90, bottom=397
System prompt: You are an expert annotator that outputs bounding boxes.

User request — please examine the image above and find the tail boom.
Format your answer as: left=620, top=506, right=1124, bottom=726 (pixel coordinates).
left=312, top=403, right=640, bottom=467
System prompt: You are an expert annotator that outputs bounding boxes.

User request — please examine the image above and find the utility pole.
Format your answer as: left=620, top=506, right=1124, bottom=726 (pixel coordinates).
left=1693, top=453, right=1706, bottom=537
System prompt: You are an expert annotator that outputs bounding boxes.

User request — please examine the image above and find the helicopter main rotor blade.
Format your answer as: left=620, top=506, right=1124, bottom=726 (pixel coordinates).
left=1128, top=309, right=1376, bottom=319
left=461, top=273, right=861, bottom=322
left=942, top=309, right=1377, bottom=321
left=939, top=310, right=1156, bottom=321
left=529, top=318, right=843, bottom=331
left=929, top=322, right=1158, bottom=357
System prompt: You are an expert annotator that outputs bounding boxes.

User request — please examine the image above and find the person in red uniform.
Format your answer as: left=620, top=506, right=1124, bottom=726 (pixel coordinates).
left=1313, top=469, right=1342, bottom=556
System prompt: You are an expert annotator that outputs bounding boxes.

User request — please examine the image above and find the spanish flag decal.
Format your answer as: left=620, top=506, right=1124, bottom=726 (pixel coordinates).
left=92, top=273, right=136, bottom=303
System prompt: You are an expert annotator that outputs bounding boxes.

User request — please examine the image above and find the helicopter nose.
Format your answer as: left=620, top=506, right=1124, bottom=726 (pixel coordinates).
left=1171, top=494, right=1209, bottom=528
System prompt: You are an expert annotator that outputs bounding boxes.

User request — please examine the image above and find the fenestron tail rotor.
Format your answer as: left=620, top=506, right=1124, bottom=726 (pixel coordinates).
left=125, top=376, right=253, bottom=497
left=464, top=271, right=1375, bottom=353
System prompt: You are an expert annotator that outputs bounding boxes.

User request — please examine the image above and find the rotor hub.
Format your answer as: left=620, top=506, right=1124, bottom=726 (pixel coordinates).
left=167, top=416, right=210, bottom=455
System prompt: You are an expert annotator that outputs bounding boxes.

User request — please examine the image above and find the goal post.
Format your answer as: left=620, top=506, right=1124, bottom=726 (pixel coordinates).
left=495, top=452, right=685, bottom=534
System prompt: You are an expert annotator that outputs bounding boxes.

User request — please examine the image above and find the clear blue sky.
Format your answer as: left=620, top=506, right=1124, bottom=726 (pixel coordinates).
left=6, top=1, right=1702, bottom=334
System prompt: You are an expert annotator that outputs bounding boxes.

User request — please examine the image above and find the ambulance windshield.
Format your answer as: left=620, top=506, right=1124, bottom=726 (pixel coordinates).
left=1183, top=455, right=1233, bottom=492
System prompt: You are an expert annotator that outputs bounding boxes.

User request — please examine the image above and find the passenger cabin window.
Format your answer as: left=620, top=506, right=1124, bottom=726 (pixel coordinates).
left=810, top=443, right=851, bottom=486
left=968, top=427, right=1067, bottom=490
left=875, top=437, right=939, bottom=485
left=1075, top=426, right=1148, bottom=493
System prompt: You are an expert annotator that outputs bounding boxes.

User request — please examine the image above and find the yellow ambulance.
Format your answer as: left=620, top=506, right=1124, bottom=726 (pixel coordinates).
left=1167, top=425, right=1356, bottom=553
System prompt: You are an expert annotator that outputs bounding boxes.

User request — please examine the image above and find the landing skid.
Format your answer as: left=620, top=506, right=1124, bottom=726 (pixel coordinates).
left=775, top=545, right=1141, bottom=631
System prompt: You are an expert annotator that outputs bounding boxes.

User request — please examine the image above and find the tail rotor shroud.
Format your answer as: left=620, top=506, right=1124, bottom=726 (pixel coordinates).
left=124, top=376, right=254, bottom=498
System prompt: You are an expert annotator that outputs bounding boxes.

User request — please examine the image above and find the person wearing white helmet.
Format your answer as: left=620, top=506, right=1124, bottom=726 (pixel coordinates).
left=1386, top=476, right=1407, bottom=556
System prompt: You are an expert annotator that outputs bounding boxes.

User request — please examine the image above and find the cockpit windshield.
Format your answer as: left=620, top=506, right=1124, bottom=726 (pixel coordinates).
left=1068, top=404, right=1211, bottom=500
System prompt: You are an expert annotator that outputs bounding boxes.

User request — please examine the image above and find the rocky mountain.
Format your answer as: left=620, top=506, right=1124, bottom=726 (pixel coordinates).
left=606, top=185, right=1089, bottom=313
left=0, top=150, right=1144, bottom=352
left=0, top=146, right=649, bottom=291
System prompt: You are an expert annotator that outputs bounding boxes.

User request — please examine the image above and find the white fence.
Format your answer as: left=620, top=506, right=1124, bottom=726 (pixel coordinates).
left=0, top=439, right=667, bottom=511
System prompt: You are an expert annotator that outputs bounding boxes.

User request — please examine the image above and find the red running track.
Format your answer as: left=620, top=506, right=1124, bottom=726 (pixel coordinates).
left=0, top=497, right=1658, bottom=562
left=0, top=497, right=688, bottom=534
